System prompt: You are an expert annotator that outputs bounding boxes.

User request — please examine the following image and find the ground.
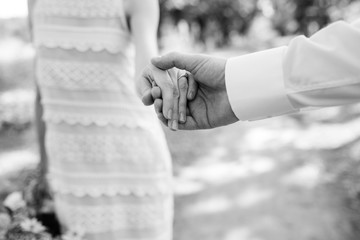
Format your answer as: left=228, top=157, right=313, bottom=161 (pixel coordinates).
left=166, top=111, right=360, bottom=240
left=1, top=44, right=360, bottom=239
left=2, top=104, right=360, bottom=240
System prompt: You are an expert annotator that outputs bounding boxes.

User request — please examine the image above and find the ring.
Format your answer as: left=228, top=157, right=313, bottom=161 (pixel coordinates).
left=177, top=72, right=188, bottom=81
left=150, top=79, right=157, bottom=87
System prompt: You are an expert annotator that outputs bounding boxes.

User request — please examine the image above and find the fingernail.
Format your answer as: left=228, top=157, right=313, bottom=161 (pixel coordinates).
left=180, top=113, right=186, bottom=123
left=172, top=120, right=178, bottom=130
left=188, top=91, right=194, bottom=99
left=167, top=109, right=173, bottom=119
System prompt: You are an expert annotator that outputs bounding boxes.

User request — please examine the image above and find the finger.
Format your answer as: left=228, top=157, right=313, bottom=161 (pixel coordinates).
left=151, top=86, right=162, bottom=99
left=154, top=99, right=167, bottom=126
left=154, top=98, right=162, bottom=115
left=170, top=78, right=180, bottom=131
left=149, top=65, right=175, bottom=120
left=138, top=66, right=155, bottom=106
left=151, top=52, right=208, bottom=72
left=178, top=116, right=198, bottom=130
left=187, top=73, right=198, bottom=100
left=178, top=75, right=188, bottom=123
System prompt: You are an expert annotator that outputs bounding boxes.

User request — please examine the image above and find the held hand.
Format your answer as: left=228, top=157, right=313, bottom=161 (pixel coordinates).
left=151, top=52, right=239, bottom=130
left=138, top=65, right=196, bottom=130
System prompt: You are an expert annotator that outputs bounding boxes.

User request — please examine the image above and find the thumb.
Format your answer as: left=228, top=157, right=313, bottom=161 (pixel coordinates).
left=151, top=52, right=204, bottom=73
left=137, top=66, right=155, bottom=106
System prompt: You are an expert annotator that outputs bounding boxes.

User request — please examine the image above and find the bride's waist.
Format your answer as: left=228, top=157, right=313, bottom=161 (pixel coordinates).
left=40, top=87, right=138, bottom=103
left=40, top=87, right=149, bottom=110
left=39, top=88, right=159, bottom=127
left=42, top=105, right=158, bottom=129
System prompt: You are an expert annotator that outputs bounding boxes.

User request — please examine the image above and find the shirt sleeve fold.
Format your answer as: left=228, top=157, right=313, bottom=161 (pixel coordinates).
left=225, top=19, right=360, bottom=121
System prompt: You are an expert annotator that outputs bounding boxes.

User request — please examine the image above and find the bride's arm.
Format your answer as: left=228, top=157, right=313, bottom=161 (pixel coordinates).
left=28, top=0, right=47, bottom=171
left=125, top=0, right=196, bottom=130
left=28, top=0, right=47, bottom=173
left=28, top=0, right=51, bottom=202
left=124, top=0, right=159, bottom=83
left=125, top=0, right=181, bottom=129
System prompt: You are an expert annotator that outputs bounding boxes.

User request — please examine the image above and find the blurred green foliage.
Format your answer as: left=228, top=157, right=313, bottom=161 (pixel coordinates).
left=0, top=18, right=30, bottom=43
left=159, top=0, right=359, bottom=47
left=0, top=18, right=33, bottom=92
left=159, top=0, right=258, bottom=47
left=271, top=0, right=358, bottom=36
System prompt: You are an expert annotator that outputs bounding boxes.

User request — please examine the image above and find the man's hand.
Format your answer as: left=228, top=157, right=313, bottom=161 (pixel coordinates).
left=138, top=65, right=195, bottom=130
left=141, top=52, right=239, bottom=130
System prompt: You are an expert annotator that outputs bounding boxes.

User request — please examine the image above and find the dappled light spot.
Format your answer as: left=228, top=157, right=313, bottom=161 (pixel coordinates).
left=239, top=155, right=276, bottom=175
left=0, top=150, right=38, bottom=175
left=0, top=90, right=35, bottom=128
left=184, top=195, right=232, bottom=216
left=195, top=146, right=228, bottom=165
left=178, top=155, right=277, bottom=187
left=0, top=38, right=34, bottom=63
left=225, top=227, right=260, bottom=240
left=235, top=186, right=274, bottom=208
left=178, top=145, right=245, bottom=185
left=243, top=128, right=297, bottom=151
left=350, top=141, right=360, bottom=159
left=0, top=0, right=28, bottom=19
left=294, top=118, right=360, bottom=150
left=250, top=216, right=285, bottom=238
left=0, top=89, right=35, bottom=105
left=244, top=117, right=360, bottom=151
left=174, top=178, right=205, bottom=196
left=179, top=161, right=250, bottom=185
left=281, top=163, right=322, bottom=189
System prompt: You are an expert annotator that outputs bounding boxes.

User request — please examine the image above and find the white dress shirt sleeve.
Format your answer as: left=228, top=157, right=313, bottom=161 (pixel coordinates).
left=225, top=19, right=360, bottom=121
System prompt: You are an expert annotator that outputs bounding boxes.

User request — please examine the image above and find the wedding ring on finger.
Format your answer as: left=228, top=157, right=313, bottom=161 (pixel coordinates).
left=150, top=78, right=157, bottom=87
left=177, top=72, right=188, bottom=81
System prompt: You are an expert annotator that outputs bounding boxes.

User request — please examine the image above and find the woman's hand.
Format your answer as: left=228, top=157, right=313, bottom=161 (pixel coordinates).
left=139, top=52, right=239, bottom=130
left=140, top=65, right=197, bottom=130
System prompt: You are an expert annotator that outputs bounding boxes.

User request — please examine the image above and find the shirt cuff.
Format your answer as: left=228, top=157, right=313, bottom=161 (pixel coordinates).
left=225, top=47, right=298, bottom=121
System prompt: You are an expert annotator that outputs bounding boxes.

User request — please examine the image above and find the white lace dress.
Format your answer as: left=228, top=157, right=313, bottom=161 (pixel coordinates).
left=32, top=0, right=173, bottom=239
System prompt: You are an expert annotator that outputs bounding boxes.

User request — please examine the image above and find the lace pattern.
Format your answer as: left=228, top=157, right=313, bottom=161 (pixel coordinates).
left=34, top=25, right=130, bottom=53
left=43, top=110, right=156, bottom=128
left=50, top=179, right=171, bottom=198
left=33, top=1, right=173, bottom=237
left=55, top=203, right=170, bottom=233
left=37, top=59, right=131, bottom=91
left=34, top=0, right=125, bottom=18
left=46, top=132, right=163, bottom=164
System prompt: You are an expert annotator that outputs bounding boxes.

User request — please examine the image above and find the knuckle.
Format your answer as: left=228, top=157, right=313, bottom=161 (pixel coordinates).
left=179, top=103, right=187, bottom=110
left=154, top=100, right=162, bottom=109
left=154, top=98, right=161, bottom=105
left=179, top=97, right=187, bottom=105
left=188, top=77, right=195, bottom=87
left=179, top=81, right=188, bottom=90
left=154, top=104, right=160, bottom=112
left=172, top=86, right=180, bottom=99
left=168, top=51, right=178, bottom=58
left=158, top=114, right=165, bottom=122
left=151, top=87, right=161, bottom=98
left=162, top=86, right=173, bottom=99
left=142, top=65, right=152, bottom=77
left=163, top=80, right=173, bottom=88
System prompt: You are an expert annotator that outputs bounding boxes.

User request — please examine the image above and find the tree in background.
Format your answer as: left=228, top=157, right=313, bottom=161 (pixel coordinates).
left=160, top=0, right=359, bottom=48
left=159, top=0, right=258, bottom=48
left=270, top=0, right=358, bottom=36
